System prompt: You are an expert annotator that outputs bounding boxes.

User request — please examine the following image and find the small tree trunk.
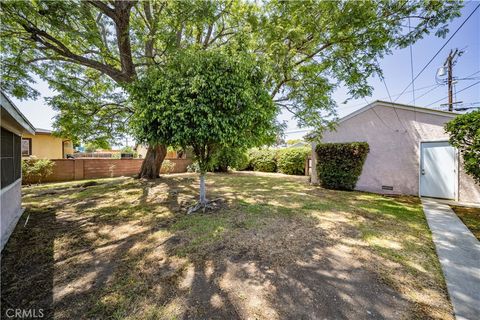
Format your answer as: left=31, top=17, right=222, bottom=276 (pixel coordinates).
left=199, top=173, right=207, bottom=205
left=138, top=144, right=167, bottom=179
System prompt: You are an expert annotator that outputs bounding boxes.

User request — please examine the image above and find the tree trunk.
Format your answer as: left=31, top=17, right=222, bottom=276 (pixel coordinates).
left=199, top=173, right=207, bottom=205
left=138, top=144, right=167, bottom=179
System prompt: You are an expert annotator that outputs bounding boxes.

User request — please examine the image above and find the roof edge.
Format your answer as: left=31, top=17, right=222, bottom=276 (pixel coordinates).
left=339, top=100, right=457, bottom=124
left=1, top=91, right=36, bottom=134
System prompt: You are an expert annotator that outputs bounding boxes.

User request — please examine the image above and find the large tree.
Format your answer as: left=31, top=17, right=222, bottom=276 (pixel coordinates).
left=1, top=0, right=462, bottom=176
left=129, top=49, right=277, bottom=211
left=0, top=0, right=251, bottom=177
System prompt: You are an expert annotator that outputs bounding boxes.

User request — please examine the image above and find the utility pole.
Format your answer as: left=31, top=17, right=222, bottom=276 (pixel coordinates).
left=441, top=49, right=464, bottom=111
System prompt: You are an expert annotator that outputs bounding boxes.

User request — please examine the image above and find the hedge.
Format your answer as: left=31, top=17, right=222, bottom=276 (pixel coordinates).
left=315, top=142, right=369, bottom=190
left=248, top=148, right=277, bottom=172
left=212, top=147, right=249, bottom=172
left=277, top=147, right=310, bottom=175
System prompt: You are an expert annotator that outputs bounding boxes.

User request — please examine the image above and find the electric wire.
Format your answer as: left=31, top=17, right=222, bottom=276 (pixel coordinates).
left=408, top=17, right=416, bottom=104
left=425, top=81, right=480, bottom=107
left=394, top=3, right=480, bottom=102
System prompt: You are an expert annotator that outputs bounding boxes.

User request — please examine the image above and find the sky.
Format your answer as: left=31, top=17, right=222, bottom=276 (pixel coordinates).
left=9, top=2, right=480, bottom=143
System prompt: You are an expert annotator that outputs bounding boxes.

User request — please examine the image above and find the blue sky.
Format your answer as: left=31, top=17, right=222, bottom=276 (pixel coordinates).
left=10, top=2, right=480, bottom=142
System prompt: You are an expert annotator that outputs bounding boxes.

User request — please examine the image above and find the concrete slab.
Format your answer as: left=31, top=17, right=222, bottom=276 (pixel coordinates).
left=421, top=198, right=480, bottom=320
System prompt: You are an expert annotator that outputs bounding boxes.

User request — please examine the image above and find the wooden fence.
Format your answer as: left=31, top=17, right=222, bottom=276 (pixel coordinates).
left=36, top=158, right=193, bottom=183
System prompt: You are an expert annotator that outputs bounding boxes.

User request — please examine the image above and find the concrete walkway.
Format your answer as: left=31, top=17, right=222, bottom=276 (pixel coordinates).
left=421, top=198, right=480, bottom=320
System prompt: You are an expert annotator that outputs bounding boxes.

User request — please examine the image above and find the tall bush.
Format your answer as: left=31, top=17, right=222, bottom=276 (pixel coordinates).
left=22, top=158, right=54, bottom=184
left=248, top=148, right=277, bottom=172
left=315, top=142, right=369, bottom=190
left=161, top=160, right=176, bottom=174
left=277, top=147, right=311, bottom=175
left=445, top=111, right=480, bottom=184
left=213, top=147, right=249, bottom=172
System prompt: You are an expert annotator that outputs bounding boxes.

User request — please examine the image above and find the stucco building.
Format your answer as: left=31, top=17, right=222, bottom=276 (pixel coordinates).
left=22, top=128, right=74, bottom=159
left=1, top=92, right=36, bottom=250
left=310, top=100, right=479, bottom=203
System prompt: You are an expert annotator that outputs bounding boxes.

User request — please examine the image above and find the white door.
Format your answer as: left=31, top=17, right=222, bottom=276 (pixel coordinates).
left=420, top=141, right=456, bottom=199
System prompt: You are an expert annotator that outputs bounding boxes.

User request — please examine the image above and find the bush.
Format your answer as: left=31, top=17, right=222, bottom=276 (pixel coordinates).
left=445, top=110, right=480, bottom=184
left=212, top=147, right=249, bottom=172
left=277, top=147, right=311, bottom=175
left=22, top=158, right=54, bottom=184
left=161, top=159, right=176, bottom=174
left=248, top=148, right=277, bottom=172
left=315, top=142, right=369, bottom=190
left=187, top=162, right=200, bottom=173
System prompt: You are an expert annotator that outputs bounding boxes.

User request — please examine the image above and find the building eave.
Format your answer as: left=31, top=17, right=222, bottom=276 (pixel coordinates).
left=1, top=91, right=36, bottom=135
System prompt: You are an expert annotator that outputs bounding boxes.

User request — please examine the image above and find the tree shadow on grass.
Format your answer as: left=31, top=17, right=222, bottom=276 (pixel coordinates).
left=1, top=206, right=55, bottom=319
left=1, top=174, right=448, bottom=319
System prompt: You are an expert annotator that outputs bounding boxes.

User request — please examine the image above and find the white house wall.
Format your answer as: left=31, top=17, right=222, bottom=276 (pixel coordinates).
left=1, top=178, right=23, bottom=251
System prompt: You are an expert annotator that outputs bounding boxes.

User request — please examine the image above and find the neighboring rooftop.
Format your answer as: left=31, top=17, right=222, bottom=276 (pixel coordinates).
left=35, top=128, right=53, bottom=134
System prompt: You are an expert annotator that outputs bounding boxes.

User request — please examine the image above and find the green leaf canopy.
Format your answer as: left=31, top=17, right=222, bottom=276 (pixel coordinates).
left=129, top=49, right=277, bottom=173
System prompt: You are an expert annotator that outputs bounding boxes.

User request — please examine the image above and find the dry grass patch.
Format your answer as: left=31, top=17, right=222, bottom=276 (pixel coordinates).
left=1, top=172, right=452, bottom=319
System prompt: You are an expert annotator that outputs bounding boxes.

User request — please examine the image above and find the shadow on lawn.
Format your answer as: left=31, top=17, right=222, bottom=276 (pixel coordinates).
left=0, top=174, right=449, bottom=319
left=1, top=206, right=55, bottom=318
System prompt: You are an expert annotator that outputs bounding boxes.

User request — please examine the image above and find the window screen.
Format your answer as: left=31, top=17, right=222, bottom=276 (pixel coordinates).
left=1, top=128, right=21, bottom=188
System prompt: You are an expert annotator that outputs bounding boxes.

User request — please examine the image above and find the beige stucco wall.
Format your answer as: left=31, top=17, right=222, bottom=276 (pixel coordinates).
left=22, top=133, right=69, bottom=159
left=311, top=104, right=480, bottom=203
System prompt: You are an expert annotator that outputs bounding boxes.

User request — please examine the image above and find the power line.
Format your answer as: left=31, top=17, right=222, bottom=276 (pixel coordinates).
left=456, top=70, right=480, bottom=81
left=425, top=81, right=480, bottom=107
left=382, top=78, right=393, bottom=102
left=394, top=3, right=480, bottom=102
left=409, top=84, right=442, bottom=103
left=411, top=71, right=479, bottom=104
left=338, top=83, right=440, bottom=110
left=408, top=17, right=416, bottom=104
left=381, top=77, right=408, bottom=133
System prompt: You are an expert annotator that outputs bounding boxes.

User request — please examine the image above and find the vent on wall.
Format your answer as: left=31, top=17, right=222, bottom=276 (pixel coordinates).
left=382, top=185, right=394, bottom=191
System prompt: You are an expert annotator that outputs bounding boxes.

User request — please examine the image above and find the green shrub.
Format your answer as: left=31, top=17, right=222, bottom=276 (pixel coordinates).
left=315, top=142, right=369, bottom=190
left=445, top=110, right=480, bottom=184
left=212, top=147, right=249, bottom=172
left=248, top=148, right=277, bottom=172
left=277, top=147, right=311, bottom=175
left=161, top=159, right=176, bottom=173
left=22, top=158, right=54, bottom=184
left=187, top=162, right=200, bottom=173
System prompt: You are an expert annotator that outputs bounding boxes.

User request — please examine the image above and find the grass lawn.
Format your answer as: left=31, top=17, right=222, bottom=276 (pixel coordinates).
left=1, top=172, right=452, bottom=319
left=451, top=205, right=480, bottom=240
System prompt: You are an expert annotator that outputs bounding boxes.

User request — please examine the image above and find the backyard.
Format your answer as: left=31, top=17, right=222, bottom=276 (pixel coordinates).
left=1, top=172, right=452, bottom=319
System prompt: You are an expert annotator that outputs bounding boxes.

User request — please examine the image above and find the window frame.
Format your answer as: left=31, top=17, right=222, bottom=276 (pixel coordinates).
left=21, top=137, right=32, bottom=156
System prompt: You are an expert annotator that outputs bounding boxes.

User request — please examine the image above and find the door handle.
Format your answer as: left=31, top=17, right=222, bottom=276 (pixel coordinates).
left=421, top=169, right=425, bottom=175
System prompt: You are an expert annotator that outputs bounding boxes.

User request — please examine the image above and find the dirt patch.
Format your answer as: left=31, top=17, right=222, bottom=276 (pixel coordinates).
left=2, top=174, right=452, bottom=319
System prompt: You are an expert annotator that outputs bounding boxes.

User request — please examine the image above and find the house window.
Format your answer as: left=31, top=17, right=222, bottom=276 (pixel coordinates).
left=21, top=138, right=32, bottom=156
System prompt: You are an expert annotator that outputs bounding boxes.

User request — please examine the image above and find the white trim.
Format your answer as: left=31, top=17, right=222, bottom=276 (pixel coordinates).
left=418, top=140, right=459, bottom=201
left=0, top=177, right=22, bottom=196
left=339, top=100, right=457, bottom=124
